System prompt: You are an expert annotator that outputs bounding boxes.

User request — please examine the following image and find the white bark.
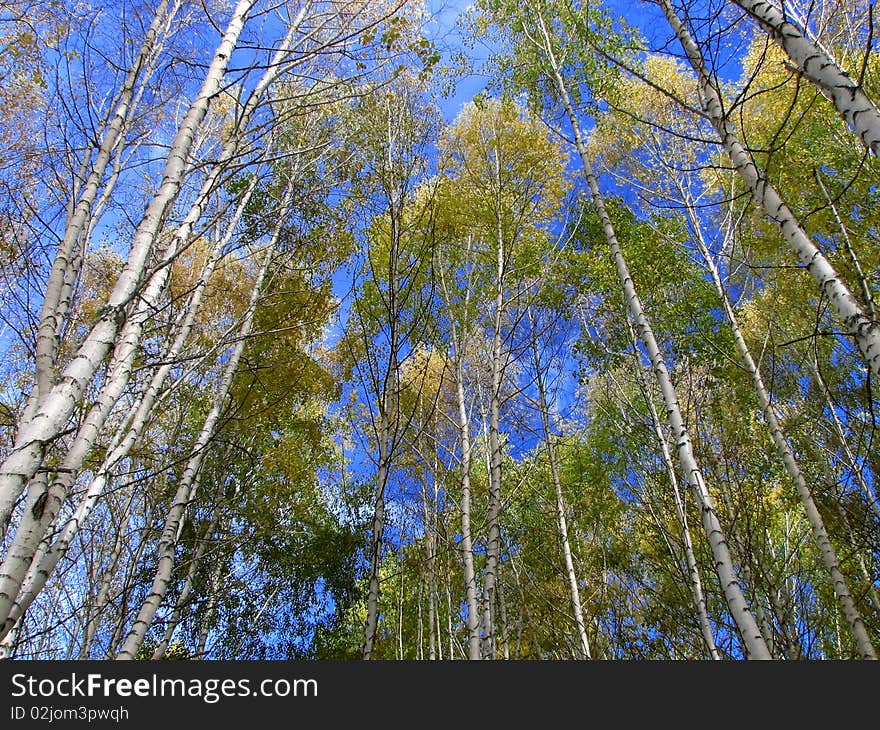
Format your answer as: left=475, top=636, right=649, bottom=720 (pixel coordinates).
left=116, top=229, right=278, bottom=659
left=0, top=160, right=265, bottom=640
left=0, top=8, right=311, bottom=634
left=437, top=244, right=481, bottom=660
left=527, top=310, right=592, bottom=659
left=480, top=158, right=506, bottom=659
left=530, top=9, right=771, bottom=659
left=660, top=0, right=880, bottom=379
left=732, top=0, right=880, bottom=156
left=27, top=0, right=181, bottom=425
left=0, top=0, right=256, bottom=535
left=152, top=513, right=217, bottom=660
left=624, top=314, right=721, bottom=659
left=419, top=451, right=438, bottom=660
left=678, top=184, right=877, bottom=659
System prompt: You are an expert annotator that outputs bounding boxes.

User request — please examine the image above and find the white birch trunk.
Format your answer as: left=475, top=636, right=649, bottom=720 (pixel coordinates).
left=363, top=410, right=391, bottom=659
left=679, top=185, right=877, bottom=659
left=116, top=213, right=281, bottom=659
left=733, top=0, right=880, bottom=156
left=531, top=10, right=771, bottom=659
left=420, top=452, right=437, bottom=660
left=660, top=0, right=880, bottom=379
left=0, top=11, right=306, bottom=631
left=27, top=0, right=180, bottom=425
left=0, top=164, right=264, bottom=639
left=527, top=311, right=592, bottom=659
left=636, top=357, right=721, bottom=660
left=0, top=0, right=255, bottom=534
left=437, top=250, right=481, bottom=660
left=480, top=143, right=508, bottom=660
left=79, top=493, right=134, bottom=659
left=152, top=513, right=217, bottom=659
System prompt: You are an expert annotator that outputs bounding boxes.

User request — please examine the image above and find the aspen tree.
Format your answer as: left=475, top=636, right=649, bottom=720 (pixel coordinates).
left=116, top=186, right=293, bottom=659
left=526, top=308, right=592, bottom=659
left=0, top=0, right=256, bottom=536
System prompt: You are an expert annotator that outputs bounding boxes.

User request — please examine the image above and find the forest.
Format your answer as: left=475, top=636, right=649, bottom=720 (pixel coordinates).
left=0, top=0, right=878, bottom=661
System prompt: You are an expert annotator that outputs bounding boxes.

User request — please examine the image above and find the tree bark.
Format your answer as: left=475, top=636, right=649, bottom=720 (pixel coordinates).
left=531, top=9, right=771, bottom=659
left=679, top=184, right=877, bottom=659
left=437, top=241, right=481, bottom=660
left=0, top=163, right=264, bottom=640
left=527, top=310, right=593, bottom=659
left=0, top=0, right=255, bottom=537
left=116, top=208, right=281, bottom=659
left=660, top=0, right=880, bottom=379
left=732, top=0, right=880, bottom=156
left=624, top=314, right=721, bottom=660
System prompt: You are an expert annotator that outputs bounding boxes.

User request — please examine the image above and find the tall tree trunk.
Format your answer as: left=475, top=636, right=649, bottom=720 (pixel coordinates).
left=624, top=315, right=721, bottom=660
left=527, top=311, right=592, bottom=659
left=0, top=164, right=265, bottom=640
left=679, top=184, right=877, bottom=659
left=454, top=363, right=481, bottom=660
left=26, top=0, right=181, bottom=428
left=659, top=0, right=880, bottom=378
left=480, top=143, right=507, bottom=660
left=363, top=408, right=391, bottom=659
left=531, top=9, right=771, bottom=659
left=152, top=511, right=218, bottom=660
left=420, top=449, right=438, bottom=660
left=438, top=246, right=481, bottom=659
left=116, top=219, right=280, bottom=659
left=0, top=0, right=255, bottom=537
left=732, top=0, right=880, bottom=156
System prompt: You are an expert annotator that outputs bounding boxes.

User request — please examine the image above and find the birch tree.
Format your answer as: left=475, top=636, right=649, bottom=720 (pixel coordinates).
left=589, top=51, right=877, bottom=658
left=477, top=0, right=772, bottom=659
left=730, top=0, right=880, bottom=156
left=436, top=97, right=570, bottom=657
left=657, top=0, right=880, bottom=380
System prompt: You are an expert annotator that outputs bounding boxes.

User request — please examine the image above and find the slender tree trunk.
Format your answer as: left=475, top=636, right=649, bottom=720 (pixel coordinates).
left=196, top=556, right=225, bottom=658
left=732, top=0, right=880, bottom=156
left=363, top=409, right=391, bottom=659
left=438, top=248, right=481, bottom=659
left=527, top=311, right=592, bottom=659
left=480, top=144, right=508, bottom=660
left=532, top=9, right=771, bottom=659
left=152, top=513, right=218, bottom=660
left=624, top=316, right=721, bottom=660
left=116, top=224, right=279, bottom=659
left=27, top=0, right=180, bottom=427
left=0, top=167, right=264, bottom=640
left=420, top=451, right=438, bottom=660
left=660, top=0, right=880, bottom=378
left=105, top=513, right=153, bottom=658
left=454, top=364, right=481, bottom=660
left=362, top=166, right=402, bottom=660
left=445, top=573, right=455, bottom=660
left=680, top=186, right=876, bottom=659
left=0, top=0, right=255, bottom=537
